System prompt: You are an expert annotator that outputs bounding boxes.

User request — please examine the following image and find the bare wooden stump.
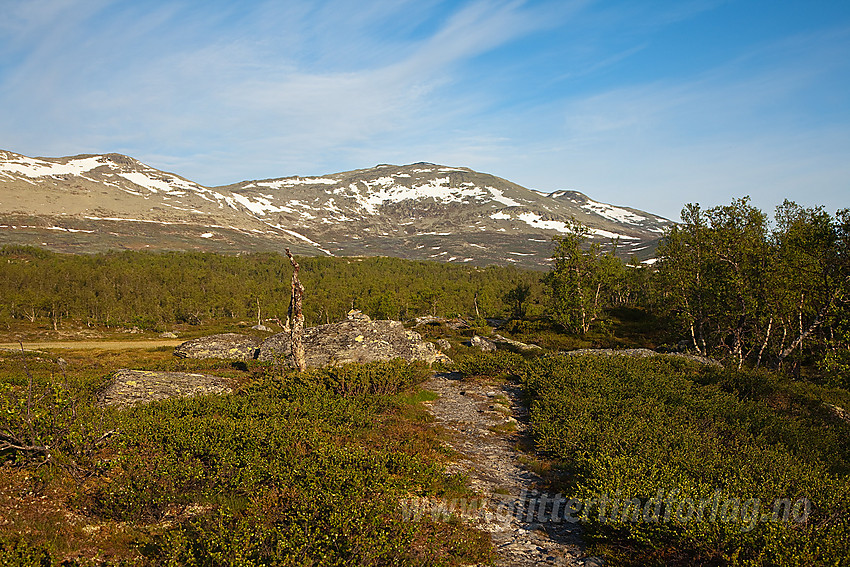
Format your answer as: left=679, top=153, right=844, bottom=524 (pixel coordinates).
left=285, top=248, right=306, bottom=371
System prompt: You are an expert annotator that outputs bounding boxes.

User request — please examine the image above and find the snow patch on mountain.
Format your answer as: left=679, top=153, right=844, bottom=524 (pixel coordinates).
left=248, top=177, right=338, bottom=190
left=117, top=172, right=192, bottom=195
left=230, top=193, right=292, bottom=216
left=1, top=155, right=104, bottom=178
left=589, top=228, right=640, bottom=240
left=354, top=177, right=489, bottom=210
left=487, top=187, right=522, bottom=207
left=582, top=200, right=647, bottom=224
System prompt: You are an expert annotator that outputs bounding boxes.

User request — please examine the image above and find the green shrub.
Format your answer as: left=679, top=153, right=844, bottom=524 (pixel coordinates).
left=62, top=360, right=489, bottom=565
left=0, top=536, right=52, bottom=566
left=454, top=351, right=525, bottom=380
left=521, top=354, right=850, bottom=565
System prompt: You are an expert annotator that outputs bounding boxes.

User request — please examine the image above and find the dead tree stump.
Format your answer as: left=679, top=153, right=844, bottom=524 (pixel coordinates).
left=285, top=248, right=306, bottom=371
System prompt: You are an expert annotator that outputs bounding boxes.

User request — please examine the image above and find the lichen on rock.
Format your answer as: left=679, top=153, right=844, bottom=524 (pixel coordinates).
left=99, top=369, right=233, bottom=407
left=173, top=333, right=262, bottom=361
left=258, top=319, right=446, bottom=367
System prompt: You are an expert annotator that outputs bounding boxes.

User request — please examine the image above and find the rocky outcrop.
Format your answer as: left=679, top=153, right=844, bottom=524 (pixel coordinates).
left=414, top=316, right=470, bottom=330
left=258, top=319, right=447, bottom=367
left=99, top=369, right=233, bottom=407
left=490, top=334, right=542, bottom=353
left=561, top=348, right=723, bottom=368
left=469, top=334, right=542, bottom=353
left=469, top=335, right=497, bottom=352
left=173, top=333, right=262, bottom=361
left=173, top=320, right=448, bottom=367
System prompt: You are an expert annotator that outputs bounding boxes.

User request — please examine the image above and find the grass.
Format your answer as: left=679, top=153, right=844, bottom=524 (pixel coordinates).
left=488, top=421, right=518, bottom=434
left=0, top=316, right=276, bottom=345
left=398, top=389, right=440, bottom=405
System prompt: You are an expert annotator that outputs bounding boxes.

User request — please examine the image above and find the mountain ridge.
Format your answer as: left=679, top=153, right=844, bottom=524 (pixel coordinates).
left=0, top=150, right=673, bottom=269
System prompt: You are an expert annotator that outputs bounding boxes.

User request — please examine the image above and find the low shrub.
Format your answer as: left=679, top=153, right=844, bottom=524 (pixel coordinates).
left=521, top=354, right=850, bottom=565
left=454, top=351, right=525, bottom=380
left=1, top=359, right=492, bottom=565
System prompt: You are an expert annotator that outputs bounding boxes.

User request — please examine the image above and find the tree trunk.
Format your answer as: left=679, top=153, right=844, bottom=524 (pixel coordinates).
left=285, top=248, right=306, bottom=372
left=777, top=303, right=829, bottom=365
left=755, top=317, right=772, bottom=368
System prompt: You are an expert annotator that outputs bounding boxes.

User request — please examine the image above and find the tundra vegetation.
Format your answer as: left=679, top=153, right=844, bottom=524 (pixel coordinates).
left=0, top=197, right=848, bottom=565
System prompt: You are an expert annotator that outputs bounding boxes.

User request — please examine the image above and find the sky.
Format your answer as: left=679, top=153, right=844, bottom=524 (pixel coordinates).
left=1, top=0, right=848, bottom=221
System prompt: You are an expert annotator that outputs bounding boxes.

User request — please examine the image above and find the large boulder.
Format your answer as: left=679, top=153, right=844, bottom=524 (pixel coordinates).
left=469, top=335, right=497, bottom=352
left=258, top=319, right=445, bottom=367
left=99, top=369, right=233, bottom=407
left=174, top=333, right=262, bottom=361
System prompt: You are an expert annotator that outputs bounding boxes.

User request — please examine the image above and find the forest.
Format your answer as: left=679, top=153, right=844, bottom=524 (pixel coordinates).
left=0, top=247, right=542, bottom=330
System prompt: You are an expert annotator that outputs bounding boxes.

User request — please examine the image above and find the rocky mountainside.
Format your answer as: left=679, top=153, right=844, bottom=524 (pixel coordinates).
left=0, top=150, right=673, bottom=269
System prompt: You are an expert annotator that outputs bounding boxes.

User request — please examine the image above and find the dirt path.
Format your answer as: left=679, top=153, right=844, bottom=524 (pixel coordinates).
left=0, top=339, right=183, bottom=351
left=422, top=372, right=603, bottom=567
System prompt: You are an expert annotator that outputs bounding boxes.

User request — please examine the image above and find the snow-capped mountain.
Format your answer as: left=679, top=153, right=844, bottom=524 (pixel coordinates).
left=0, top=150, right=673, bottom=269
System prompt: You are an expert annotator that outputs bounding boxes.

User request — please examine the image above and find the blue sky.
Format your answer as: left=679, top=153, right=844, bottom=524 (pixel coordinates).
left=1, top=0, right=848, bottom=220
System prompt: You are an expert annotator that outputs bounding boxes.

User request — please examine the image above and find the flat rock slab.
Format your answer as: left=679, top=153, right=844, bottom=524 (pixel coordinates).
left=99, top=369, right=233, bottom=407
left=173, top=333, right=262, bottom=361
left=561, top=348, right=722, bottom=368
left=257, top=319, right=445, bottom=367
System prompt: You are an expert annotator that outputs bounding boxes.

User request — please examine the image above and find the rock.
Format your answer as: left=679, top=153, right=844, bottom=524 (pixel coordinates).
left=561, top=348, right=722, bottom=368
left=470, top=335, right=497, bottom=352
left=257, top=319, right=445, bottom=367
left=251, top=324, right=272, bottom=332
left=491, top=333, right=542, bottom=353
left=99, top=369, right=232, bottom=407
left=437, top=339, right=452, bottom=351
left=174, top=333, right=262, bottom=361
left=826, top=403, right=850, bottom=424
left=347, top=309, right=371, bottom=322
left=413, top=316, right=469, bottom=330
left=160, top=331, right=178, bottom=338
left=446, top=318, right=471, bottom=330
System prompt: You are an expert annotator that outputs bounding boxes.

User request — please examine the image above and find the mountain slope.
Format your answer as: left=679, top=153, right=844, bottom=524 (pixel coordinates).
left=0, top=151, right=673, bottom=269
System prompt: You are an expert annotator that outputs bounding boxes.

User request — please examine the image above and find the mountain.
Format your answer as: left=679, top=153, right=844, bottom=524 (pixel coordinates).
left=0, top=150, right=673, bottom=270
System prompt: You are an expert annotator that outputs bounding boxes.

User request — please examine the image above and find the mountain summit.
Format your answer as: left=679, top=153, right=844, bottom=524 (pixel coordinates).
left=0, top=151, right=673, bottom=269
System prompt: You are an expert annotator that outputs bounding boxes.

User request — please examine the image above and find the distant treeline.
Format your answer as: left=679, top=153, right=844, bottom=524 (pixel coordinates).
left=0, top=247, right=542, bottom=328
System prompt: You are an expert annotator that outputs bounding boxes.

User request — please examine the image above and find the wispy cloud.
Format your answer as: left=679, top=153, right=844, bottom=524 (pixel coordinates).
left=0, top=0, right=561, bottom=182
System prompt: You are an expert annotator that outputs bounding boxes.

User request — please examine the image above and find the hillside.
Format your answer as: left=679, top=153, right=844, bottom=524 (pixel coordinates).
left=0, top=150, right=673, bottom=269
